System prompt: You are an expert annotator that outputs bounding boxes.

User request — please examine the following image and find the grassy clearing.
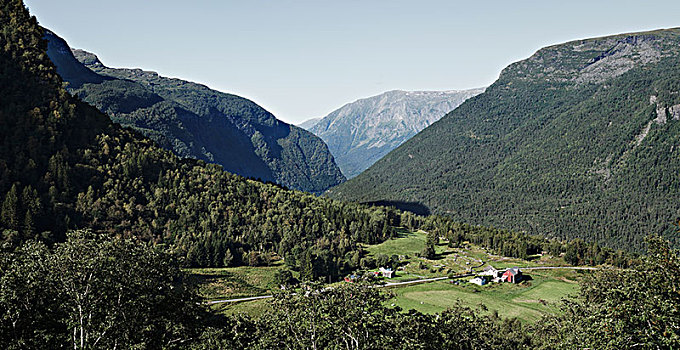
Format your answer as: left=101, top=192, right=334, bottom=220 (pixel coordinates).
left=362, top=229, right=584, bottom=322
left=366, top=229, right=427, bottom=257
left=365, top=229, right=571, bottom=279
left=188, top=263, right=285, bottom=301
left=210, top=299, right=272, bottom=318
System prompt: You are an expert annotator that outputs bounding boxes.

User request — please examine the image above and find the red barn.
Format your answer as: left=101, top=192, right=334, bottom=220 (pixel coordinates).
left=501, top=267, right=522, bottom=283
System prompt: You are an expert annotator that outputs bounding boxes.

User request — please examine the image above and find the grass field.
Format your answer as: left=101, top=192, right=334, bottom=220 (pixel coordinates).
left=188, top=263, right=285, bottom=301
left=366, top=229, right=428, bottom=257
left=192, top=228, right=587, bottom=322
left=210, top=298, right=272, bottom=317
left=363, top=229, right=584, bottom=322
left=386, top=270, right=580, bottom=322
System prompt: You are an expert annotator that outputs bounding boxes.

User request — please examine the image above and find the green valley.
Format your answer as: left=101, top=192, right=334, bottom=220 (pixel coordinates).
left=2, top=1, right=679, bottom=349
left=195, top=229, right=585, bottom=323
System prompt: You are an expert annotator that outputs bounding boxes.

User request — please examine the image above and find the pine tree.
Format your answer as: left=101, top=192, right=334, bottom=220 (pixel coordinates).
left=1, top=184, right=19, bottom=230
left=427, top=230, right=438, bottom=246
left=300, top=250, right=315, bottom=281
left=222, top=249, right=234, bottom=267
left=21, top=186, right=40, bottom=238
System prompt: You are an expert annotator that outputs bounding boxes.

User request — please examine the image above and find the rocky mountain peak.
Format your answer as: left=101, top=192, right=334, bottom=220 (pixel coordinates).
left=309, top=88, right=484, bottom=178
left=498, top=28, right=680, bottom=86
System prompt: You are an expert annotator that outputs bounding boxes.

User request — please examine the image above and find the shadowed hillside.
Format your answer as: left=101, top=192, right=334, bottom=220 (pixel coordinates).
left=45, top=31, right=345, bottom=194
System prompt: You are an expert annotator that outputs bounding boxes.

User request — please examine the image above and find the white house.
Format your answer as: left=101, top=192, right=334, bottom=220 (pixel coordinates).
left=468, top=277, right=487, bottom=286
left=379, top=267, right=394, bottom=278
left=480, top=265, right=501, bottom=277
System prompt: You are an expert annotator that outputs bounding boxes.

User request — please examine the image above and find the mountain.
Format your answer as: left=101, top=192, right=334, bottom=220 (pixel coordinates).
left=44, top=31, right=345, bottom=194
left=327, top=28, right=680, bottom=250
left=310, top=89, right=484, bottom=178
left=298, top=117, right=322, bottom=130
left=0, top=1, right=400, bottom=280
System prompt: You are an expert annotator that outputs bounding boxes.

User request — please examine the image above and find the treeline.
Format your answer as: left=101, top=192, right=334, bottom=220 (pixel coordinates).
left=1, top=231, right=677, bottom=349
left=396, top=213, right=636, bottom=268
left=0, top=128, right=397, bottom=280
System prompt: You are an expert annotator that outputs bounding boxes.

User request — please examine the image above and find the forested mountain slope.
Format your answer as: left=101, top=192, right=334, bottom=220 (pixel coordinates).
left=0, top=2, right=394, bottom=280
left=44, top=31, right=344, bottom=194
left=310, top=89, right=483, bottom=178
left=328, top=28, right=680, bottom=250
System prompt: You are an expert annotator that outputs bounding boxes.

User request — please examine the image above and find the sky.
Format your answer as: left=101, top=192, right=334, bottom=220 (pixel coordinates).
left=24, top=0, right=680, bottom=124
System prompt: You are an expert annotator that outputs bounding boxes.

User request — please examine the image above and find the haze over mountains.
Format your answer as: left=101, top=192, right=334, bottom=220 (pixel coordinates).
left=328, top=28, right=680, bottom=250
left=44, top=30, right=345, bottom=194
left=298, top=117, right=322, bottom=131
left=309, top=89, right=484, bottom=178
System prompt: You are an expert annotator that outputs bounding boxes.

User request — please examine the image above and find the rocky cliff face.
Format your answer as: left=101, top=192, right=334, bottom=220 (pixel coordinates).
left=45, top=31, right=345, bottom=194
left=498, top=30, right=672, bottom=85
left=310, top=89, right=484, bottom=178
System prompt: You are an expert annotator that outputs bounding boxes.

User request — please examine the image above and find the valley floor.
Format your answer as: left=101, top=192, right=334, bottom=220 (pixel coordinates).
left=189, top=230, right=592, bottom=322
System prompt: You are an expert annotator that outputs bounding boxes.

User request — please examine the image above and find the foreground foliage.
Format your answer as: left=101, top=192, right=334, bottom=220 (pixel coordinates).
left=1, top=230, right=677, bottom=349
left=0, top=230, right=202, bottom=349
left=194, top=282, right=531, bottom=350
left=533, top=236, right=680, bottom=349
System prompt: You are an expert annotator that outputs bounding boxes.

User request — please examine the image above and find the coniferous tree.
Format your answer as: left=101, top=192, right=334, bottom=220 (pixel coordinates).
left=1, top=184, right=19, bottom=231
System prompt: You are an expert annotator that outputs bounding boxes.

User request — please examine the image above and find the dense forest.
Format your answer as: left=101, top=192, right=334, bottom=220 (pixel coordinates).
left=45, top=30, right=345, bottom=194
left=328, top=29, right=680, bottom=251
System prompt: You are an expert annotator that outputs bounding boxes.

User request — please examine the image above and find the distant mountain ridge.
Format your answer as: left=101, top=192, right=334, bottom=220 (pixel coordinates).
left=45, top=30, right=345, bottom=194
left=327, top=28, right=680, bottom=250
left=298, top=117, right=322, bottom=130
left=310, top=89, right=484, bottom=178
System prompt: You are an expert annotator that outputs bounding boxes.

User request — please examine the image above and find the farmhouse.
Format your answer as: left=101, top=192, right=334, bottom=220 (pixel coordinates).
left=480, top=265, right=501, bottom=277
left=501, top=267, right=522, bottom=283
left=477, top=266, right=524, bottom=283
left=468, top=277, right=487, bottom=286
left=378, top=267, right=394, bottom=278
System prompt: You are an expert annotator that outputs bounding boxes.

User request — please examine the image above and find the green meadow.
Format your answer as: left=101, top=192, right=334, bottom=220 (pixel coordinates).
left=193, top=229, right=586, bottom=322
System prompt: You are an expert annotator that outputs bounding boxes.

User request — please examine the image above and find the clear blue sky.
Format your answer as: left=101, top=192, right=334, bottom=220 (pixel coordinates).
left=24, top=0, right=680, bottom=124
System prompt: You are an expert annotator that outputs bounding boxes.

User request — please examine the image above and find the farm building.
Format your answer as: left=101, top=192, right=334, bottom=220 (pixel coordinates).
left=468, top=277, right=487, bottom=286
left=501, top=267, right=522, bottom=283
left=477, top=266, right=524, bottom=283
left=378, top=267, right=394, bottom=278
left=480, top=266, right=501, bottom=277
